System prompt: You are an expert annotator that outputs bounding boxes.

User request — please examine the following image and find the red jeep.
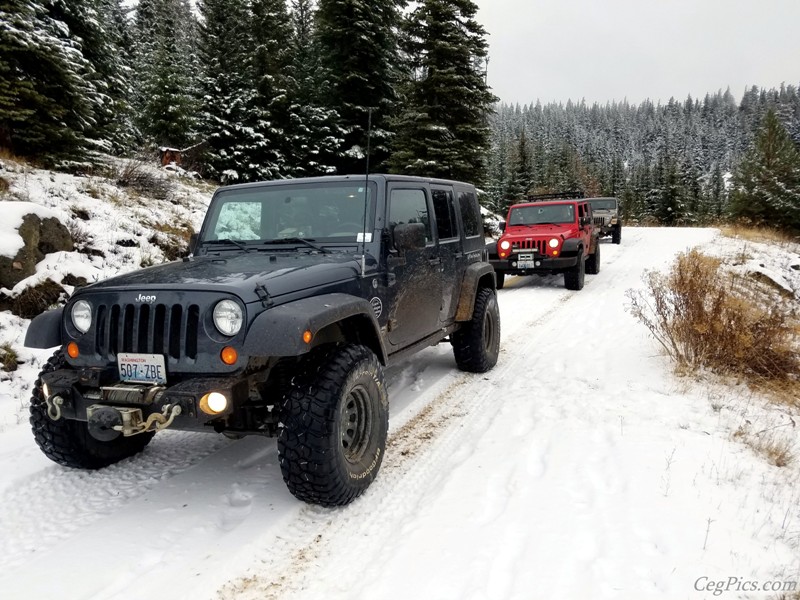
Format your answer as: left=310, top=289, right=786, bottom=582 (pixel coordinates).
left=488, top=199, right=600, bottom=290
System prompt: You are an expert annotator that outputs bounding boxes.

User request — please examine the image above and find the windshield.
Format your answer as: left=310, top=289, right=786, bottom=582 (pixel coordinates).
left=588, top=199, right=617, bottom=211
left=201, top=181, right=377, bottom=246
left=508, top=204, right=575, bottom=226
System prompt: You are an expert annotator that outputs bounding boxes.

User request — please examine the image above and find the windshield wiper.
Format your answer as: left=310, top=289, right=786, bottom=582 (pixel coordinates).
left=201, top=238, right=251, bottom=252
left=261, top=237, right=330, bottom=253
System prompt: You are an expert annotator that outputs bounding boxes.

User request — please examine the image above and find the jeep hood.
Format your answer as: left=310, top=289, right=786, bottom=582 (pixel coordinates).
left=505, top=224, right=578, bottom=238
left=75, top=252, right=361, bottom=304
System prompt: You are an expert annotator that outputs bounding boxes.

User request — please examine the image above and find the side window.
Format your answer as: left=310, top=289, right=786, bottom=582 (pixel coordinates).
left=431, top=188, right=458, bottom=241
left=389, top=188, right=432, bottom=242
left=458, top=192, right=481, bottom=237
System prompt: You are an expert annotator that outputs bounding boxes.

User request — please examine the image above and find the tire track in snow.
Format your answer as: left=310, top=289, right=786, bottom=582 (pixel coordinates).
left=212, top=241, right=639, bottom=600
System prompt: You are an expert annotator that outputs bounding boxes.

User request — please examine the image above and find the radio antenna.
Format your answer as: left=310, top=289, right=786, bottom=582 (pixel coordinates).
left=360, top=108, right=373, bottom=278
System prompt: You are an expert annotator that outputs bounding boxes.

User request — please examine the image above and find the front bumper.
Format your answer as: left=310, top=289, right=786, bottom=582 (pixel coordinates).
left=40, top=365, right=250, bottom=433
left=492, top=253, right=578, bottom=274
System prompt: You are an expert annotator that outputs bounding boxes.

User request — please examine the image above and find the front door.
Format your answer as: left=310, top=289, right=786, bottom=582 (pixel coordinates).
left=385, top=185, right=442, bottom=348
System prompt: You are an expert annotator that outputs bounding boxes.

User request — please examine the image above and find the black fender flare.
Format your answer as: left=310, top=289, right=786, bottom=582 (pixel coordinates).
left=561, top=238, right=583, bottom=256
left=455, top=263, right=496, bottom=322
left=24, top=308, right=63, bottom=349
left=242, top=293, right=387, bottom=364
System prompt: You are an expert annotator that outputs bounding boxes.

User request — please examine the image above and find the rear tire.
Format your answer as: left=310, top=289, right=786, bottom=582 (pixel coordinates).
left=612, top=224, right=622, bottom=244
left=29, top=351, right=154, bottom=469
left=564, top=251, right=585, bottom=290
left=278, top=344, right=388, bottom=507
left=586, top=241, right=600, bottom=275
left=452, top=288, right=501, bottom=373
left=495, top=271, right=505, bottom=290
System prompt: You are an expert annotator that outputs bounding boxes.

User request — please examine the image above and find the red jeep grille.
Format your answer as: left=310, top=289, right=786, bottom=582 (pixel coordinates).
left=95, top=303, right=200, bottom=361
left=512, top=239, right=547, bottom=253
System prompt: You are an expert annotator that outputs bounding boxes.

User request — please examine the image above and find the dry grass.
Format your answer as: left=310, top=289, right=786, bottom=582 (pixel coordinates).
left=734, top=424, right=796, bottom=468
left=720, top=224, right=800, bottom=246
left=0, top=342, right=18, bottom=372
left=628, top=249, right=800, bottom=406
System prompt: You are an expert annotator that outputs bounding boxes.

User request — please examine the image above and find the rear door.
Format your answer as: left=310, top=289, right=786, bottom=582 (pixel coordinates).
left=431, top=185, right=460, bottom=325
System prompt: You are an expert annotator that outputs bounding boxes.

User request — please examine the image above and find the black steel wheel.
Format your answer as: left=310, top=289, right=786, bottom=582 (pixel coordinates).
left=452, top=288, right=501, bottom=373
left=278, top=344, right=388, bottom=507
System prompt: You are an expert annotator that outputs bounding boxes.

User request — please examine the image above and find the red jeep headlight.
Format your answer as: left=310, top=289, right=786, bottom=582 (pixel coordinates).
left=498, top=239, right=511, bottom=259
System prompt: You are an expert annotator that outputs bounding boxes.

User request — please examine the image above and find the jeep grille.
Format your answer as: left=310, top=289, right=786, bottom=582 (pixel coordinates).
left=512, top=239, right=548, bottom=253
left=95, top=303, right=200, bottom=361
left=593, top=216, right=606, bottom=226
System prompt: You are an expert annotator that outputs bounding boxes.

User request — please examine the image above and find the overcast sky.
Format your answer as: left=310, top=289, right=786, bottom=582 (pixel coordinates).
left=472, top=0, right=800, bottom=106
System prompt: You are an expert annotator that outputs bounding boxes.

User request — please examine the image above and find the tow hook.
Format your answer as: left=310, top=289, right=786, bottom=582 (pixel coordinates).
left=86, top=404, right=183, bottom=441
left=45, top=395, right=64, bottom=421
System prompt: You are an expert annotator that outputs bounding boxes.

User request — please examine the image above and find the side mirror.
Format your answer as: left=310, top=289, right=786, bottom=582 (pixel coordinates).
left=393, top=223, right=426, bottom=252
left=579, top=216, right=590, bottom=227
left=498, top=221, right=506, bottom=232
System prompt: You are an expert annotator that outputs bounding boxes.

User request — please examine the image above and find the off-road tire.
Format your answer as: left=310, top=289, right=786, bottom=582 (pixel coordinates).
left=278, top=344, right=388, bottom=507
left=29, top=351, right=155, bottom=469
left=612, top=224, right=622, bottom=245
left=495, top=271, right=505, bottom=290
left=586, top=241, right=600, bottom=275
left=452, top=288, right=501, bottom=373
left=564, top=250, right=585, bottom=290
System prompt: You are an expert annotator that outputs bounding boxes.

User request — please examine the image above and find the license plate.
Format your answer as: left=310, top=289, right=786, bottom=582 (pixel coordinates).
left=117, top=353, right=167, bottom=385
left=517, top=253, right=536, bottom=269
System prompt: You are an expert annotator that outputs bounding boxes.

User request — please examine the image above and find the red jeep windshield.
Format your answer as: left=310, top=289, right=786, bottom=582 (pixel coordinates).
left=508, top=204, right=575, bottom=226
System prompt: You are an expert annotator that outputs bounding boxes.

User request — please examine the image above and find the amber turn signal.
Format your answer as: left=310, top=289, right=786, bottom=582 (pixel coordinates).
left=302, top=330, right=313, bottom=344
left=67, top=342, right=79, bottom=358
left=220, top=346, right=238, bottom=365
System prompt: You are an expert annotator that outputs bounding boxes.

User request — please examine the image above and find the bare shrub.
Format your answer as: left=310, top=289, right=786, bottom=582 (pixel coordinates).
left=628, top=249, right=800, bottom=400
left=114, top=156, right=174, bottom=201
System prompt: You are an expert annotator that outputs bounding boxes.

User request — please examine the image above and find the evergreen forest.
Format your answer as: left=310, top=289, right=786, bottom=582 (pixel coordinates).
left=1, top=0, right=798, bottom=230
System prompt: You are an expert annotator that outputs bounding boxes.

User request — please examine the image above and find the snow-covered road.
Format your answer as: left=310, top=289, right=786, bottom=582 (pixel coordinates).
left=1, top=228, right=798, bottom=600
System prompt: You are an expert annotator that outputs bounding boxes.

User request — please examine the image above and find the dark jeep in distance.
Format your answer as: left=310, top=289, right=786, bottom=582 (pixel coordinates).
left=25, top=175, right=501, bottom=506
left=488, top=198, right=600, bottom=290
left=587, top=197, right=622, bottom=244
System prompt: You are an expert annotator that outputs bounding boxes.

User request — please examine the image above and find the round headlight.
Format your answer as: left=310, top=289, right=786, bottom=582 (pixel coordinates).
left=71, top=300, right=92, bottom=334
left=213, top=300, right=243, bottom=336
left=499, top=240, right=511, bottom=250
left=548, top=238, right=559, bottom=248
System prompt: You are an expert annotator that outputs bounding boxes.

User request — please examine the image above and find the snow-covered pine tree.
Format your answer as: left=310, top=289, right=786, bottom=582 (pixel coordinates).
left=57, top=0, right=138, bottom=153
left=388, top=0, right=495, bottom=183
left=730, top=109, right=800, bottom=231
left=315, top=0, right=402, bottom=174
left=246, top=0, right=295, bottom=180
left=286, top=0, right=341, bottom=177
left=197, top=0, right=256, bottom=182
left=133, top=0, right=198, bottom=150
left=0, top=0, right=95, bottom=160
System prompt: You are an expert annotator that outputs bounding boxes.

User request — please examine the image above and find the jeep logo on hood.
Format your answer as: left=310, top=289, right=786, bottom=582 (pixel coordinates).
left=136, top=293, right=157, bottom=303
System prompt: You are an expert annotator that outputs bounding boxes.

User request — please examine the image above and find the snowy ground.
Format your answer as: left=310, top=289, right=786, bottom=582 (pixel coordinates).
left=0, top=224, right=799, bottom=600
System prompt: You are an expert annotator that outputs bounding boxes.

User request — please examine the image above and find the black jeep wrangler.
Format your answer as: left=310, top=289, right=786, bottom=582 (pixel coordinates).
left=24, top=175, right=500, bottom=506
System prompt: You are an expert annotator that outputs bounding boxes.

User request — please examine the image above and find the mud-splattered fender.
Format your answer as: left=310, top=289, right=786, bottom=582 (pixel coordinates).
left=24, top=308, right=63, bottom=349
left=242, top=293, right=388, bottom=363
left=454, top=263, right=496, bottom=322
